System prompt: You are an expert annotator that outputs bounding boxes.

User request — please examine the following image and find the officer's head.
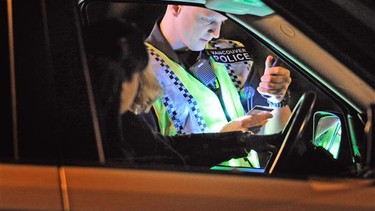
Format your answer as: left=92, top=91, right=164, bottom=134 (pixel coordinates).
left=162, top=5, right=227, bottom=51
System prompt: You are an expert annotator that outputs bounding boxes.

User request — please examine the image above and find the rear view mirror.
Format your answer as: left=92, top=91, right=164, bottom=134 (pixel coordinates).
left=313, top=112, right=342, bottom=159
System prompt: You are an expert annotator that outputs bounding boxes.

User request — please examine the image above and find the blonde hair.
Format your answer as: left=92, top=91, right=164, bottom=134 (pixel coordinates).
left=130, top=64, right=163, bottom=114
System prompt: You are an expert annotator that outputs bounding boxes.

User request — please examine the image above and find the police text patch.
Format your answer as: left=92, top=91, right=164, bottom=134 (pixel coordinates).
left=205, top=47, right=252, bottom=63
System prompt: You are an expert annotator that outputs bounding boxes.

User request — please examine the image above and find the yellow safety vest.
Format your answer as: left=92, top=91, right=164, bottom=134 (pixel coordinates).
left=146, top=39, right=252, bottom=136
left=147, top=39, right=260, bottom=168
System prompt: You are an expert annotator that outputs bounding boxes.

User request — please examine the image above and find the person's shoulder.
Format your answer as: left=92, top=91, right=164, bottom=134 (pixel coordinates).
left=208, top=39, right=245, bottom=49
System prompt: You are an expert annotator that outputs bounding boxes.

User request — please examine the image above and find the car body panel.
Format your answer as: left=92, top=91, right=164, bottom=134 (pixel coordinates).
left=2, top=163, right=375, bottom=210
left=0, top=164, right=62, bottom=210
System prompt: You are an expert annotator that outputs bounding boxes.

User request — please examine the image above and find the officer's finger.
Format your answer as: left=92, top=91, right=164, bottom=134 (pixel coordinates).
left=264, top=55, right=274, bottom=73
left=257, top=86, right=286, bottom=96
left=258, top=81, right=289, bottom=90
left=260, top=74, right=290, bottom=84
left=265, top=67, right=290, bottom=76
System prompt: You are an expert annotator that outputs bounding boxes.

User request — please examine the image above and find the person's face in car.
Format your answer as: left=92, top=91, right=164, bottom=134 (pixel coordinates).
left=120, top=73, right=140, bottom=114
left=129, top=62, right=163, bottom=114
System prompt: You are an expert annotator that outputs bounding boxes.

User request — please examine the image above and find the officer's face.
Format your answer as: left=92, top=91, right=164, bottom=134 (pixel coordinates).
left=175, top=6, right=227, bottom=51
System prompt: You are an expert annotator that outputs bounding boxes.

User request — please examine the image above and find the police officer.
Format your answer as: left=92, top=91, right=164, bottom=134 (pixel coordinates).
left=144, top=5, right=291, bottom=137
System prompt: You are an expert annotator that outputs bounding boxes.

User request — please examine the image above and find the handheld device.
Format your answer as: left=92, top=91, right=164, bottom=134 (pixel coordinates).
left=246, top=105, right=274, bottom=115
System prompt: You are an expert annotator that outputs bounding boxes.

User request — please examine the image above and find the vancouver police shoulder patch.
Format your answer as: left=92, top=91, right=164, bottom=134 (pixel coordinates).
left=205, top=47, right=252, bottom=64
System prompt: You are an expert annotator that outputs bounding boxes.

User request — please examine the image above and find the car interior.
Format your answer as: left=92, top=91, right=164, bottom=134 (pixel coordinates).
left=0, top=0, right=369, bottom=178
left=77, top=0, right=365, bottom=176
left=1, top=1, right=374, bottom=210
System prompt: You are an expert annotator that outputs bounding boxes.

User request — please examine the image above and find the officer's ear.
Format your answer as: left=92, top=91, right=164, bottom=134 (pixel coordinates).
left=169, top=5, right=182, bottom=16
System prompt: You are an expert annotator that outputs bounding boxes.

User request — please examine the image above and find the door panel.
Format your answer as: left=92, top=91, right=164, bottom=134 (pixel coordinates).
left=0, top=164, right=62, bottom=210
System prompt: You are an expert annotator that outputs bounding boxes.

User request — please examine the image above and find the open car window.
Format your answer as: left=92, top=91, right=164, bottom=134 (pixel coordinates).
left=78, top=0, right=370, bottom=178
left=1, top=0, right=369, bottom=178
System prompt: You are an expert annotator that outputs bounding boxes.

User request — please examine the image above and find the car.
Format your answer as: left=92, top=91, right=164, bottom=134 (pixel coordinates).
left=1, top=0, right=374, bottom=210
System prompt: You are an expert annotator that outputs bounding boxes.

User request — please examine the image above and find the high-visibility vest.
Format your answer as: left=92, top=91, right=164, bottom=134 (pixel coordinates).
left=146, top=39, right=253, bottom=136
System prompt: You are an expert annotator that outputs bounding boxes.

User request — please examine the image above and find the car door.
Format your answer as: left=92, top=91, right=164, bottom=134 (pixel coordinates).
left=2, top=0, right=375, bottom=210
left=1, top=0, right=100, bottom=210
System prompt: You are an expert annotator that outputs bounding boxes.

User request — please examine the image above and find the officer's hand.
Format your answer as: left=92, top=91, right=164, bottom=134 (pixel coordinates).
left=257, top=55, right=291, bottom=103
left=220, top=112, right=273, bottom=133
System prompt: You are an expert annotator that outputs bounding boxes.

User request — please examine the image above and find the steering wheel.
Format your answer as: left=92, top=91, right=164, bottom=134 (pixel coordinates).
left=282, top=91, right=317, bottom=155
left=267, top=91, right=317, bottom=174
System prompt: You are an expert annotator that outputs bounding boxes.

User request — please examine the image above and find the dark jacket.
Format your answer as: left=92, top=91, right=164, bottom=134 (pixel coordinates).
left=108, top=111, right=251, bottom=167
